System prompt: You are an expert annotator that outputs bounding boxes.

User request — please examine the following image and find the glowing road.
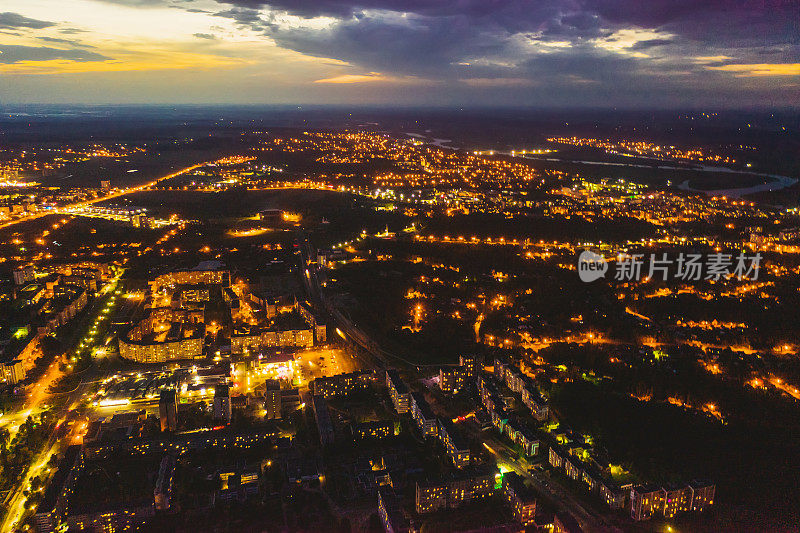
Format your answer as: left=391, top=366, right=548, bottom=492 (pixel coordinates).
left=0, top=163, right=203, bottom=231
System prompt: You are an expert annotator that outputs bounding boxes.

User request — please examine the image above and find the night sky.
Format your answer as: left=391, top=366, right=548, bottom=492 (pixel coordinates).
left=1, top=0, right=798, bottom=106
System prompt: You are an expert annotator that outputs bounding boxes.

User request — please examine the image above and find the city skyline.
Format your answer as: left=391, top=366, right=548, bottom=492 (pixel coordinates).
left=1, top=0, right=799, bottom=107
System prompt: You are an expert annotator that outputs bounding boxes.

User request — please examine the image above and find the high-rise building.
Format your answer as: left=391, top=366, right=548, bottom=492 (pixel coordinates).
left=312, top=371, right=368, bottom=398
left=439, top=366, right=467, bottom=393
left=311, top=395, right=334, bottom=445
left=13, top=265, right=35, bottom=285
left=415, top=480, right=449, bottom=514
left=502, top=472, right=537, bottom=526
left=415, top=465, right=497, bottom=514
left=159, top=389, right=178, bottom=432
left=378, top=488, right=412, bottom=533
left=438, top=418, right=470, bottom=467
left=630, top=484, right=663, bottom=521
left=689, top=480, right=715, bottom=512
left=410, top=392, right=437, bottom=437
left=661, top=484, right=687, bottom=518
left=521, top=380, right=549, bottom=421
left=386, top=369, right=410, bottom=413
left=459, top=354, right=482, bottom=377
left=213, top=384, right=232, bottom=422
left=154, top=455, right=176, bottom=510
left=2, top=359, right=25, bottom=385
left=353, top=420, right=394, bottom=440
left=264, top=379, right=282, bottom=419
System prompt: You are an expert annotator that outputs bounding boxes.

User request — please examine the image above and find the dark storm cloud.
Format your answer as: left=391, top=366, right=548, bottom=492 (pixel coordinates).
left=262, top=11, right=512, bottom=75
left=94, top=0, right=167, bottom=5
left=101, top=0, right=798, bottom=54
left=213, top=0, right=536, bottom=19
left=0, top=44, right=110, bottom=63
left=213, top=1, right=583, bottom=75
left=221, top=0, right=584, bottom=37
left=85, top=0, right=798, bottom=105
left=279, top=1, right=793, bottom=75
left=590, top=0, right=800, bottom=47
left=214, top=7, right=265, bottom=27
left=210, top=0, right=800, bottom=49
left=23, top=0, right=790, bottom=106
left=0, top=12, right=55, bottom=30
left=630, top=38, right=674, bottom=50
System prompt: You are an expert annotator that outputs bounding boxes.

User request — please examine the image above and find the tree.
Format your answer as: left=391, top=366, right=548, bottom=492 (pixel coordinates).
left=0, top=428, right=10, bottom=451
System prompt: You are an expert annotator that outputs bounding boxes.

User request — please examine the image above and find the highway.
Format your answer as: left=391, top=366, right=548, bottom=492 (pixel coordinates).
left=0, top=163, right=203, bottom=231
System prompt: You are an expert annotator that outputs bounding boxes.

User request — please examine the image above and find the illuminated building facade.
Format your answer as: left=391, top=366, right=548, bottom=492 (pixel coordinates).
left=213, top=384, right=232, bottom=422
left=231, top=328, right=315, bottom=353
left=415, top=480, right=448, bottom=514
left=439, top=366, right=467, bottom=393
left=520, top=382, right=549, bottom=421
left=438, top=418, right=470, bottom=468
left=548, top=446, right=564, bottom=468
left=599, top=479, right=626, bottom=510
left=154, top=455, right=176, bottom=511
left=689, top=481, right=715, bottom=512
left=312, top=371, right=368, bottom=399
left=150, top=268, right=230, bottom=292
left=84, top=426, right=279, bottom=460
left=2, top=359, right=25, bottom=385
left=630, top=485, right=663, bottom=521
left=564, top=456, right=582, bottom=481
left=119, top=334, right=203, bottom=363
left=386, top=369, right=410, bottom=413
left=415, top=465, right=497, bottom=514
left=66, top=506, right=155, bottom=533
left=502, top=472, right=537, bottom=526
left=13, top=265, right=35, bottom=285
left=378, top=488, right=411, bottom=533
left=353, top=420, right=393, bottom=440
left=504, top=366, right=526, bottom=394
left=627, top=481, right=715, bottom=520
left=661, top=484, right=689, bottom=518
left=410, top=392, right=437, bottom=437
left=459, top=354, right=481, bottom=377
